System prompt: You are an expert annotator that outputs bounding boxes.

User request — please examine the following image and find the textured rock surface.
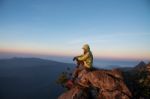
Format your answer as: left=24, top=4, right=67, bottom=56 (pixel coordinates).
left=58, top=69, right=132, bottom=99
left=58, top=86, right=88, bottom=99
left=121, top=62, right=150, bottom=98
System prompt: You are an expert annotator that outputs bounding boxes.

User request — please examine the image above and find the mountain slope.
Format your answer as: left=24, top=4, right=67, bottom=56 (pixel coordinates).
left=0, top=57, right=74, bottom=99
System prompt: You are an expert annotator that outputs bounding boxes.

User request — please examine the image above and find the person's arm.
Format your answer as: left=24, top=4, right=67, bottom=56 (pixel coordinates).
left=77, top=52, right=89, bottom=61
left=73, top=55, right=83, bottom=61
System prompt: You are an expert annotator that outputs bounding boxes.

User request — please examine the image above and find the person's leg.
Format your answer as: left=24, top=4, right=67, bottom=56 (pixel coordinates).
left=77, top=60, right=84, bottom=67
left=72, top=66, right=84, bottom=82
left=84, top=67, right=92, bottom=72
left=73, top=60, right=84, bottom=78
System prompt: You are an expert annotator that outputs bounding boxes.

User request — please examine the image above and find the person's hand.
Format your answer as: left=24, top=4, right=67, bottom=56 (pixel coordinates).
left=73, top=57, right=77, bottom=61
left=76, top=65, right=79, bottom=68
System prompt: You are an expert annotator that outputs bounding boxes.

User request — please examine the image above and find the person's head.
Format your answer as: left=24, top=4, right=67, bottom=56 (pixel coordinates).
left=82, top=44, right=90, bottom=53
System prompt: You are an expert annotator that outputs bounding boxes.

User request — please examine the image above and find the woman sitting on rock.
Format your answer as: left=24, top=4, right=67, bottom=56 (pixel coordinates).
left=72, top=44, right=93, bottom=81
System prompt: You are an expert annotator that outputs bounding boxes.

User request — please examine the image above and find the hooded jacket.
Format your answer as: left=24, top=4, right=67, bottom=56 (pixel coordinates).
left=76, top=44, right=93, bottom=69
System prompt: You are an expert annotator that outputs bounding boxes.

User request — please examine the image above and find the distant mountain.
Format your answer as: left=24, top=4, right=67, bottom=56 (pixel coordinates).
left=133, top=61, right=147, bottom=72
left=117, top=61, right=147, bottom=72
left=101, top=65, right=122, bottom=69
left=0, top=57, right=74, bottom=99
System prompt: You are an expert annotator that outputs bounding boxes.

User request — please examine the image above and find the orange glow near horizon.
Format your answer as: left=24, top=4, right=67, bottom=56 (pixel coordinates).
left=0, top=48, right=71, bottom=57
left=0, top=47, right=149, bottom=61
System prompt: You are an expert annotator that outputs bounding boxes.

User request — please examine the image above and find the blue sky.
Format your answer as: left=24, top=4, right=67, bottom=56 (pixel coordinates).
left=0, top=0, right=150, bottom=60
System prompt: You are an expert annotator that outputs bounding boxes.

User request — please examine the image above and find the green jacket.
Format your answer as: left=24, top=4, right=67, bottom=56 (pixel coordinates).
left=77, top=44, right=93, bottom=69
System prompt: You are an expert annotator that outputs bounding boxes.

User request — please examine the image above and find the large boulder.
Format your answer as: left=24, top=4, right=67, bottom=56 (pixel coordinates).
left=78, top=69, right=132, bottom=99
left=58, top=69, right=132, bottom=99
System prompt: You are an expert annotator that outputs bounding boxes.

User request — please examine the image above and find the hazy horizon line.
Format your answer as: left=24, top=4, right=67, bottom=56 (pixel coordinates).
left=0, top=50, right=149, bottom=62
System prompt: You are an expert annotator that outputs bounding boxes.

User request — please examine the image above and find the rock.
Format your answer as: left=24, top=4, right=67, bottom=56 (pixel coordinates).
left=78, top=70, right=132, bottom=99
left=58, top=86, right=88, bottom=99
left=115, top=61, right=150, bottom=98
left=98, top=90, right=130, bottom=99
left=58, top=68, right=132, bottom=99
left=146, top=62, right=150, bottom=72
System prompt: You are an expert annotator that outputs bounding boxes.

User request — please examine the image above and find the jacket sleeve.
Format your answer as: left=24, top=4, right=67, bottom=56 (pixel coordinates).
left=77, top=52, right=89, bottom=61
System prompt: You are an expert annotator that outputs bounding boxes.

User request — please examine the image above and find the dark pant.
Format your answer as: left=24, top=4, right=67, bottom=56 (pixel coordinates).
left=72, top=65, right=92, bottom=80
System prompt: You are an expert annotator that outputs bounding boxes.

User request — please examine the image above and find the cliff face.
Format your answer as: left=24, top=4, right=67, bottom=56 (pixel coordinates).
left=122, top=62, right=150, bottom=99
left=58, top=68, right=132, bottom=99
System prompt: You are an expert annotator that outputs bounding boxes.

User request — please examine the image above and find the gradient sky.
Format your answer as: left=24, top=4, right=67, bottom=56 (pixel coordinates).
left=0, top=0, right=150, bottom=60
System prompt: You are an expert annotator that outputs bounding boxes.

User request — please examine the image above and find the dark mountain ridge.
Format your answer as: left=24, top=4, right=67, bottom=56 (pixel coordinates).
left=0, top=57, right=74, bottom=99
